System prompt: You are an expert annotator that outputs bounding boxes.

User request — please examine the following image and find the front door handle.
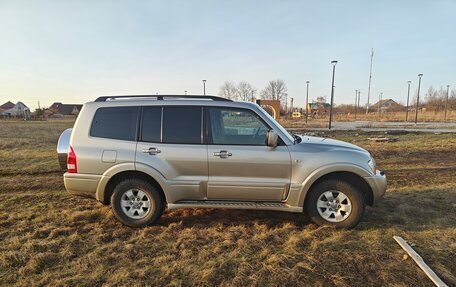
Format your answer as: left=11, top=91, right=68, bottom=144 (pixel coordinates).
left=142, top=147, right=161, bottom=155
left=213, top=150, right=232, bottom=159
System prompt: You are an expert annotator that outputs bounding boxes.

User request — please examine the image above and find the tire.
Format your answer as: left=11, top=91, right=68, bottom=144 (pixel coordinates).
left=305, top=178, right=365, bottom=229
left=111, top=178, right=164, bottom=228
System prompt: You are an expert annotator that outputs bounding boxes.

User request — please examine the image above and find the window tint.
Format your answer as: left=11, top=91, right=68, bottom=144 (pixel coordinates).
left=162, top=106, right=201, bottom=144
left=90, top=107, right=138, bottom=141
left=141, top=107, right=162, bottom=142
left=208, top=108, right=269, bottom=145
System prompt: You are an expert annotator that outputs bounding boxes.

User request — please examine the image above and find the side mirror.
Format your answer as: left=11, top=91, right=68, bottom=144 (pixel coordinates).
left=266, top=130, right=279, bottom=147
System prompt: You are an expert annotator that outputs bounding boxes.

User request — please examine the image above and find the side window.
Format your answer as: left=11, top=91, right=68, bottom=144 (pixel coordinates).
left=141, top=107, right=162, bottom=142
left=162, top=106, right=202, bottom=144
left=90, top=107, right=138, bottom=141
left=208, top=108, right=269, bottom=145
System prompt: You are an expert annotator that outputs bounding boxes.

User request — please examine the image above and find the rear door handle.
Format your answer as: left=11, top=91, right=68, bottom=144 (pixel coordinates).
left=142, top=147, right=161, bottom=155
left=213, top=150, right=232, bottom=158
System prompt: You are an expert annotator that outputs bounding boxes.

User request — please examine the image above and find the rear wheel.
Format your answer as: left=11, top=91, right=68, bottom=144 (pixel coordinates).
left=111, top=179, right=163, bottom=227
left=305, top=178, right=365, bottom=229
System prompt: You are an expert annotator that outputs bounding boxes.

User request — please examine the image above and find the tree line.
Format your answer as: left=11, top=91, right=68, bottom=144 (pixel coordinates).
left=219, top=79, right=288, bottom=107
left=422, top=86, right=456, bottom=113
left=335, top=86, right=456, bottom=114
left=219, top=80, right=456, bottom=115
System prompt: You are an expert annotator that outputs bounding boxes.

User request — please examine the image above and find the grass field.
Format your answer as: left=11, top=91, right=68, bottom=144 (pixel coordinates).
left=0, top=120, right=455, bottom=286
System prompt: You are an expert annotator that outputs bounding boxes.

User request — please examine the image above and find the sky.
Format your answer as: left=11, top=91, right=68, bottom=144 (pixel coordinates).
left=1, top=0, right=455, bottom=110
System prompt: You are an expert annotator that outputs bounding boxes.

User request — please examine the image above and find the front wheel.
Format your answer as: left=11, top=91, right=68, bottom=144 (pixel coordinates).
left=305, top=179, right=365, bottom=229
left=111, top=179, right=164, bottom=228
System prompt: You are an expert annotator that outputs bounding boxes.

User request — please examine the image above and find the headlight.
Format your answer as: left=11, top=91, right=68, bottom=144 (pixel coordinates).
left=368, top=159, right=377, bottom=174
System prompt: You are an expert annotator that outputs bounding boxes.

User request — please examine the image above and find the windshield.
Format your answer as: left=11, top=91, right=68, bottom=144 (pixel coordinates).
left=256, top=105, right=295, bottom=143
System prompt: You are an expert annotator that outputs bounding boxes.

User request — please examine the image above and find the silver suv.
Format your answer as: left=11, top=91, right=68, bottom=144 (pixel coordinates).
left=57, top=95, right=386, bottom=229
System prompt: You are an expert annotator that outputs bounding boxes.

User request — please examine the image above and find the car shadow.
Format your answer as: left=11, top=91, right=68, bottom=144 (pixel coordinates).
left=359, top=188, right=456, bottom=231
left=157, top=188, right=455, bottom=231
left=159, top=207, right=313, bottom=229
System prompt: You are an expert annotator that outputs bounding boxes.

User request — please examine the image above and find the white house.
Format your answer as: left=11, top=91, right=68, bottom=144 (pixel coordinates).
left=0, top=101, right=31, bottom=119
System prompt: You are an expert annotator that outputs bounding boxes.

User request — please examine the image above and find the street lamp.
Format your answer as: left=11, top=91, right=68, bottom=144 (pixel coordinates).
left=328, top=60, right=338, bottom=130
left=405, top=81, right=411, bottom=121
left=354, top=90, right=359, bottom=120
left=357, top=90, right=361, bottom=118
left=415, top=74, right=423, bottom=124
left=378, top=92, right=383, bottom=120
left=202, top=79, right=207, bottom=96
left=285, top=93, right=288, bottom=116
left=305, top=81, right=310, bottom=123
left=444, top=85, right=450, bottom=121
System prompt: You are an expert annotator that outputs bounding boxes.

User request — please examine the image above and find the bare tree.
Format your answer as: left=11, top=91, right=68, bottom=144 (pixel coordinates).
left=424, top=85, right=445, bottom=113
left=219, top=81, right=239, bottom=100
left=451, top=89, right=456, bottom=110
left=237, top=81, right=256, bottom=102
left=260, top=80, right=288, bottom=108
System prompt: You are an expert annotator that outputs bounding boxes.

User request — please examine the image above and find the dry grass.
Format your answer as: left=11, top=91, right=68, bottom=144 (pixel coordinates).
left=0, top=120, right=455, bottom=286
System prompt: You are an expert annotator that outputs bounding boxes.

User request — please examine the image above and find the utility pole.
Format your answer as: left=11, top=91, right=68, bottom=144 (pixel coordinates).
left=354, top=90, right=359, bottom=120
left=415, top=74, right=423, bottom=124
left=328, top=60, right=338, bottom=130
left=305, top=81, right=310, bottom=123
left=366, top=49, right=374, bottom=114
left=405, top=81, right=411, bottom=121
left=444, top=85, right=450, bottom=121
left=290, top=97, right=294, bottom=113
left=202, top=79, right=206, bottom=96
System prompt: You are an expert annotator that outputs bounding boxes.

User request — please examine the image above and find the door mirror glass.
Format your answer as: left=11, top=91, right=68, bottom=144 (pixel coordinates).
left=266, top=130, right=279, bottom=147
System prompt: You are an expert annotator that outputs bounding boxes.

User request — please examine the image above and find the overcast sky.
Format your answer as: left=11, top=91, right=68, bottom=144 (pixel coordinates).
left=1, top=0, right=455, bottom=109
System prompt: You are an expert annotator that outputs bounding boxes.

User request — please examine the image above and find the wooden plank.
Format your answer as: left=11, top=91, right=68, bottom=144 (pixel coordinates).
left=393, top=236, right=448, bottom=287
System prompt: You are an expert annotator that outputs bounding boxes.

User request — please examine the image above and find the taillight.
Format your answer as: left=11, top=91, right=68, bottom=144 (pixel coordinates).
left=67, top=146, right=77, bottom=173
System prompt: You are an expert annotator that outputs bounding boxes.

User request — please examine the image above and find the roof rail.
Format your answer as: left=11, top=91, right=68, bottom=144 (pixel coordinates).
left=94, top=95, right=232, bottom=102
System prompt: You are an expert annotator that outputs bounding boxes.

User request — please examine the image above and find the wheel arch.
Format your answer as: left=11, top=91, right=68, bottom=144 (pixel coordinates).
left=296, top=164, right=375, bottom=208
left=98, top=170, right=167, bottom=205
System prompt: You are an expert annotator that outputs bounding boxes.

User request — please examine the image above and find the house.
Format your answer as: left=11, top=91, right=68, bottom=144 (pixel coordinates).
left=0, top=101, right=15, bottom=110
left=371, top=99, right=402, bottom=111
left=48, top=102, right=83, bottom=116
left=0, top=101, right=31, bottom=119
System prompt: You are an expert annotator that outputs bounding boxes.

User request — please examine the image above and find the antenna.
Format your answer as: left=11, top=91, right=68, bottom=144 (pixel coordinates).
left=366, top=48, right=374, bottom=114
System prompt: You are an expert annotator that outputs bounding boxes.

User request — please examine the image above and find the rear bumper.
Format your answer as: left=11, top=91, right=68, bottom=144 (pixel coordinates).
left=364, top=170, right=387, bottom=205
left=64, top=173, right=101, bottom=199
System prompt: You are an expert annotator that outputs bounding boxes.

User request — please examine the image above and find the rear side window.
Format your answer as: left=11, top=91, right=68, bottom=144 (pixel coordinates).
left=162, top=106, right=201, bottom=144
left=141, top=107, right=162, bottom=142
left=90, top=107, right=138, bottom=141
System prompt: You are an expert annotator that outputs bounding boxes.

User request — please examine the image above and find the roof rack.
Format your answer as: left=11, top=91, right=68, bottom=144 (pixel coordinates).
left=94, top=95, right=232, bottom=102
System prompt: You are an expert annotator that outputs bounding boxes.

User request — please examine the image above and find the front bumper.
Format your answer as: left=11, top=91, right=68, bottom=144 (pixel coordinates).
left=64, top=173, right=101, bottom=199
left=364, top=170, right=387, bottom=205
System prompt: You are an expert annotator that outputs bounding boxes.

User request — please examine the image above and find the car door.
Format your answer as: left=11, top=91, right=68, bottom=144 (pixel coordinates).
left=135, top=106, right=208, bottom=201
left=206, top=107, right=291, bottom=201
